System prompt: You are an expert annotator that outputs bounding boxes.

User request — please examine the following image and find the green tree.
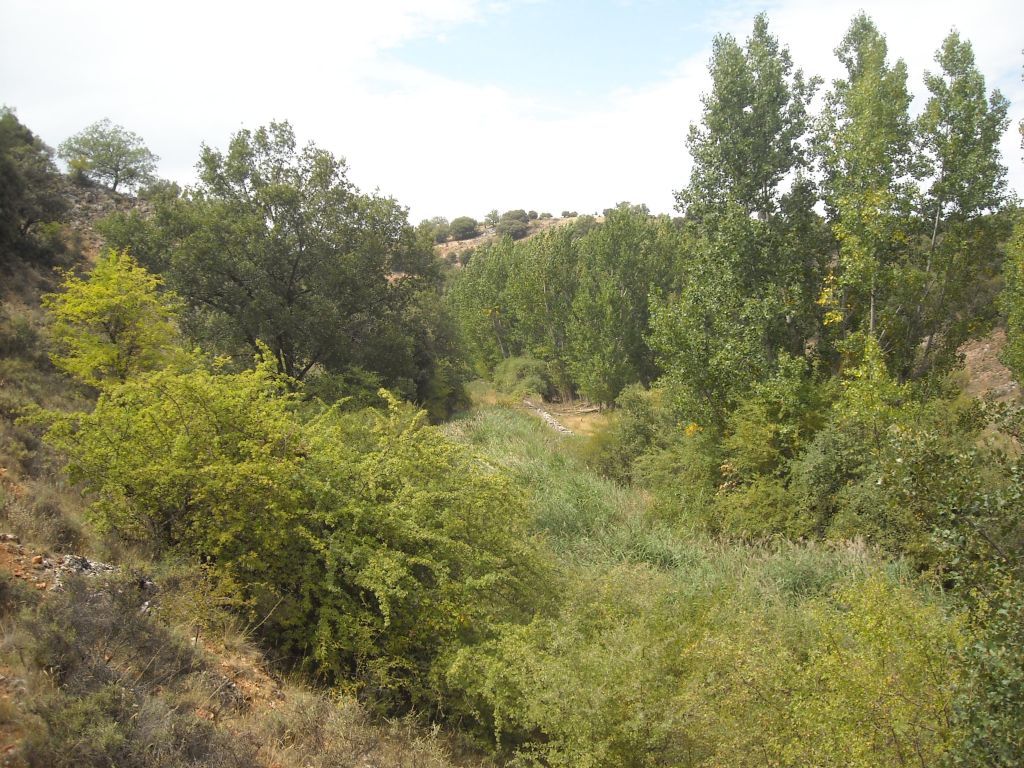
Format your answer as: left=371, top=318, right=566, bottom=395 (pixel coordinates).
left=0, top=106, right=67, bottom=263
left=496, top=210, right=530, bottom=240
left=1000, top=61, right=1024, bottom=382
left=42, top=249, right=183, bottom=387
left=677, top=13, right=818, bottom=220
left=448, top=235, right=519, bottom=371
left=650, top=205, right=775, bottom=426
left=57, top=118, right=158, bottom=193
left=1002, top=217, right=1024, bottom=381
left=909, top=32, right=1010, bottom=373
left=568, top=204, right=674, bottom=404
left=658, top=15, right=828, bottom=425
left=449, top=216, right=479, bottom=240
left=418, top=215, right=449, bottom=244
left=816, top=14, right=917, bottom=347
left=101, top=121, right=462, bottom=411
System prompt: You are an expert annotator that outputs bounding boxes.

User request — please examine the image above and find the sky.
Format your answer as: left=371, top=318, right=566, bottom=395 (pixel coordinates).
left=1, top=0, right=1022, bottom=221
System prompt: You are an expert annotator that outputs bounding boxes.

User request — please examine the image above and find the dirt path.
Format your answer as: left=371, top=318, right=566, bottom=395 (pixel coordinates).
left=522, top=399, right=574, bottom=435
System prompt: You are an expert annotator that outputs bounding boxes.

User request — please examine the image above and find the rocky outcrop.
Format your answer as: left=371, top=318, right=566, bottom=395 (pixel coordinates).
left=59, top=178, right=151, bottom=259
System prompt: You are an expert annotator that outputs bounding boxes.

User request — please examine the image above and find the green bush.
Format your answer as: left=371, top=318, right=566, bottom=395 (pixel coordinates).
left=43, top=363, right=550, bottom=709
left=449, top=216, right=479, bottom=241
left=493, top=356, right=553, bottom=399
left=495, top=217, right=529, bottom=240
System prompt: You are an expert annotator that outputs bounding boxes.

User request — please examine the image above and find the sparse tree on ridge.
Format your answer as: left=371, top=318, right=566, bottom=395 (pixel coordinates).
left=58, top=118, right=158, bottom=193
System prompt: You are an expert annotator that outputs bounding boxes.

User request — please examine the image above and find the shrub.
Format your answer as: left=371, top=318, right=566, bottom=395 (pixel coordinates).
left=43, top=363, right=550, bottom=709
left=418, top=216, right=450, bottom=244
left=495, top=217, right=529, bottom=240
left=501, top=209, right=529, bottom=223
left=493, top=356, right=553, bottom=400
left=42, top=250, right=184, bottom=387
left=449, top=216, right=479, bottom=241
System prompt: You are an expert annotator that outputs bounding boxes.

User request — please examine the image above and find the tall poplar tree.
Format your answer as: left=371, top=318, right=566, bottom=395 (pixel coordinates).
left=911, top=32, right=1010, bottom=372
left=678, top=12, right=817, bottom=220
left=817, top=13, right=917, bottom=350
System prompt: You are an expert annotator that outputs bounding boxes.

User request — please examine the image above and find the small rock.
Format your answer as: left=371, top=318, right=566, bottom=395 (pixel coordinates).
left=0, top=534, right=19, bottom=543
left=31, top=555, right=43, bottom=565
left=34, top=582, right=46, bottom=590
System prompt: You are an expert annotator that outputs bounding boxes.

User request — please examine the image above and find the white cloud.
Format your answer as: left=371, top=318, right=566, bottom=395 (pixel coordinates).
left=1, top=0, right=1020, bottom=220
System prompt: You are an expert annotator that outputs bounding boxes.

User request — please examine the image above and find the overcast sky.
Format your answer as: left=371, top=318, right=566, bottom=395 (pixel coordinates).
left=2, top=0, right=1022, bottom=221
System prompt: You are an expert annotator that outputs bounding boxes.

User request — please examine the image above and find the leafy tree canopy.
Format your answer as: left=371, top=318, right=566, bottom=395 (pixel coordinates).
left=42, top=249, right=184, bottom=387
left=0, top=106, right=67, bottom=262
left=449, top=216, right=479, bottom=240
left=58, top=118, right=158, bottom=193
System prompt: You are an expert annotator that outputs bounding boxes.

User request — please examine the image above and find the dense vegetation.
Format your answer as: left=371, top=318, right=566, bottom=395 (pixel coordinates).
left=0, top=8, right=1022, bottom=767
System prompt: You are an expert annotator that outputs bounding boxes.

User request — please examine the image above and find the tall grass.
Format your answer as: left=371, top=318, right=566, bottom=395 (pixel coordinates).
left=444, top=405, right=907, bottom=596
left=442, top=405, right=962, bottom=768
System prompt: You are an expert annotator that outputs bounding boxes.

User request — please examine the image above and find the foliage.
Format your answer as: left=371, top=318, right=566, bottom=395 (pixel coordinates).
left=57, top=118, right=158, bottom=193
left=98, top=120, right=466, bottom=415
left=450, top=216, right=479, bottom=240
left=433, top=413, right=964, bottom=767
left=677, top=13, right=818, bottom=219
left=681, top=575, right=962, bottom=767
left=567, top=204, right=674, bottom=404
left=43, top=362, right=548, bottom=707
left=1003, top=215, right=1024, bottom=380
left=493, top=356, right=554, bottom=399
left=42, top=249, right=184, bottom=387
left=816, top=14, right=918, bottom=360
left=450, top=207, right=679, bottom=404
left=932, top=404, right=1024, bottom=766
left=495, top=215, right=529, bottom=240
left=0, top=106, right=67, bottom=264
left=419, top=216, right=450, bottom=243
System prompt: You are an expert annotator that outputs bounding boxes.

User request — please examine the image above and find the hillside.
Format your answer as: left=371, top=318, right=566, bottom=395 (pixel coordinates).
left=434, top=215, right=599, bottom=264
left=2, top=7, right=1023, bottom=762
left=0, top=254, right=493, bottom=768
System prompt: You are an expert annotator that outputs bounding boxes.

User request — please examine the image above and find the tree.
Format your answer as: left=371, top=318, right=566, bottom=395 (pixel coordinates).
left=568, top=204, right=673, bottom=404
left=418, top=216, right=449, bottom=243
left=816, top=14, right=917, bottom=347
left=449, top=216, right=479, bottom=240
left=42, top=249, right=183, bottom=387
left=58, top=118, right=158, bottom=192
left=910, top=32, right=1010, bottom=373
left=496, top=210, right=530, bottom=240
left=650, top=205, right=775, bottom=426
left=1001, top=69, right=1024, bottom=381
left=0, top=106, right=67, bottom=262
left=677, top=13, right=818, bottom=220
left=100, top=121, right=464, bottom=413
